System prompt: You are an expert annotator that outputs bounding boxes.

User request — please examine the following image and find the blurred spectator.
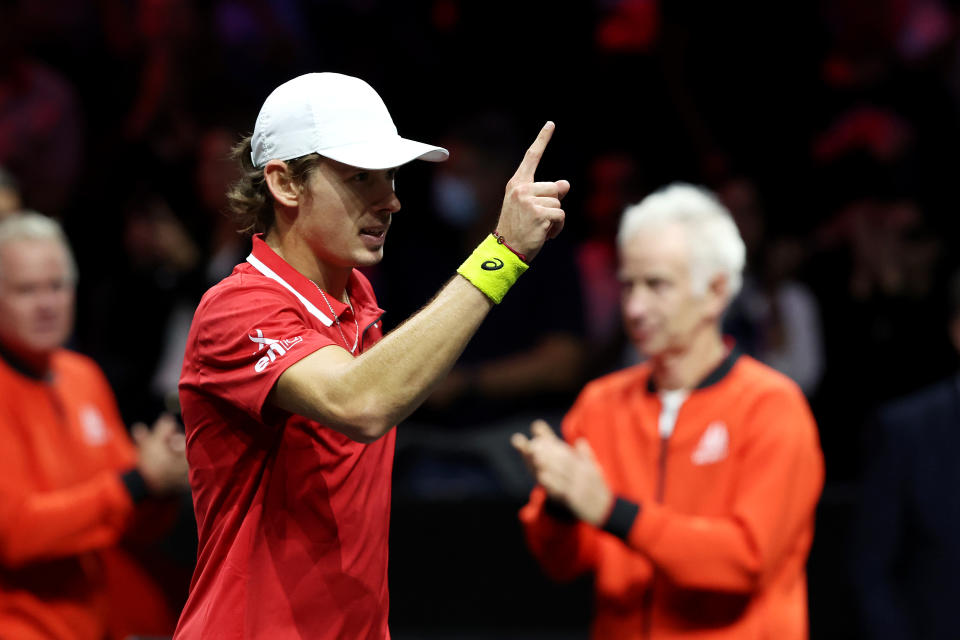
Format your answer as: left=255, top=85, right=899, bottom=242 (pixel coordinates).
left=76, top=125, right=249, bottom=423
left=209, top=0, right=314, bottom=99
left=575, top=152, right=648, bottom=376
left=820, top=0, right=954, bottom=90
left=422, top=117, right=585, bottom=421
left=595, top=0, right=660, bottom=54
left=385, top=113, right=587, bottom=498
left=82, top=187, right=204, bottom=423
left=851, top=269, right=960, bottom=640
left=121, top=0, right=202, bottom=158
left=810, top=195, right=950, bottom=480
left=150, top=126, right=249, bottom=410
left=0, top=166, right=23, bottom=220
left=0, top=1, right=83, bottom=217
left=812, top=106, right=914, bottom=165
left=720, top=177, right=826, bottom=396
left=514, top=184, right=824, bottom=639
left=0, top=213, right=191, bottom=640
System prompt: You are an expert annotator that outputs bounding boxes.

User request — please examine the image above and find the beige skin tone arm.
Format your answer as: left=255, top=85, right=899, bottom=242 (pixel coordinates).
left=273, top=123, right=571, bottom=443
left=131, top=414, right=191, bottom=495
left=512, top=419, right=613, bottom=526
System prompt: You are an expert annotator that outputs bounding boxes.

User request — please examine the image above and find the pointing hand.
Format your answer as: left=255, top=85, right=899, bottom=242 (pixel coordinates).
left=495, top=122, right=570, bottom=262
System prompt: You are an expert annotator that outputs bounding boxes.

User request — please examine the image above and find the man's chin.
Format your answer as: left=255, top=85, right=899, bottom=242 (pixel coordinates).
left=27, top=337, right=64, bottom=355
left=355, top=248, right=385, bottom=266
left=632, top=338, right=662, bottom=359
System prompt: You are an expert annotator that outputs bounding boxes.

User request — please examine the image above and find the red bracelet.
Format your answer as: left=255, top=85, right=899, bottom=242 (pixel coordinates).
left=492, top=231, right=527, bottom=263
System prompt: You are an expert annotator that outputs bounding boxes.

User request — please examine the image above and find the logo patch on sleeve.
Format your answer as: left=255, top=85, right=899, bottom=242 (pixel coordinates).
left=249, top=329, right=303, bottom=372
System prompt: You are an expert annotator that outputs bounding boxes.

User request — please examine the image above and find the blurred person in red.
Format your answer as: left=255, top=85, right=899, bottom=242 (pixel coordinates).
left=0, top=212, right=191, bottom=640
left=513, top=183, right=825, bottom=639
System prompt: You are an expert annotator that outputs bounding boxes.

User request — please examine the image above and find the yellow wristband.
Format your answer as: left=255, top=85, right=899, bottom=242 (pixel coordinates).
left=457, top=234, right=529, bottom=304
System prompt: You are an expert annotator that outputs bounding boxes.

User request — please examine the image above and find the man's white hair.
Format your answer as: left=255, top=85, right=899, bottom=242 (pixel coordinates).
left=617, top=182, right=745, bottom=298
left=0, top=212, right=78, bottom=283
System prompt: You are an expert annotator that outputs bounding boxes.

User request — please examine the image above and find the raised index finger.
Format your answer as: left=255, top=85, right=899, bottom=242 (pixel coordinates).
left=511, top=121, right=555, bottom=183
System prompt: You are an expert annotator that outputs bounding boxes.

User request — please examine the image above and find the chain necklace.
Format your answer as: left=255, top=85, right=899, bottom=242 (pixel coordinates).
left=315, top=284, right=359, bottom=353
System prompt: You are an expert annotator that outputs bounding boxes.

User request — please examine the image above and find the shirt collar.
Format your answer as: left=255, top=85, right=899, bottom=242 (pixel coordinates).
left=246, top=234, right=383, bottom=326
left=315, top=269, right=382, bottom=322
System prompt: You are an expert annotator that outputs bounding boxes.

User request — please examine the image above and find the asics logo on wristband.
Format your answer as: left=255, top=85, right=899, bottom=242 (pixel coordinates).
left=481, top=258, right=504, bottom=271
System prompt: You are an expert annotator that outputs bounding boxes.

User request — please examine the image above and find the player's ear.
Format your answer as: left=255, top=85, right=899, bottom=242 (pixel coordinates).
left=264, top=160, right=300, bottom=208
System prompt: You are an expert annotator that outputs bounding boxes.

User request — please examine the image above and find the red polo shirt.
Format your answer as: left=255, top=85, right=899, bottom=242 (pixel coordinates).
left=175, top=236, right=392, bottom=640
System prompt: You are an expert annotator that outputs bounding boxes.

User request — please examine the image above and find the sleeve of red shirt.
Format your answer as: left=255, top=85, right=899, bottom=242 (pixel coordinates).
left=621, top=385, right=824, bottom=593
left=518, top=401, right=600, bottom=582
left=188, top=281, right=341, bottom=421
left=0, top=360, right=137, bottom=569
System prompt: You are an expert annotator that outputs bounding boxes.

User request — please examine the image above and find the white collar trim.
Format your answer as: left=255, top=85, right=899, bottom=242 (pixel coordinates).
left=245, top=253, right=334, bottom=327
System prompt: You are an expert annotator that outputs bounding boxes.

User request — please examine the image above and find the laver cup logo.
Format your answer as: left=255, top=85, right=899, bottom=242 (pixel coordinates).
left=481, top=258, right=504, bottom=271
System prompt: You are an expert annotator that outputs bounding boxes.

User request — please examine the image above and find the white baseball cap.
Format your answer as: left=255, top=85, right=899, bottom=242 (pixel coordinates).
left=250, top=72, right=449, bottom=170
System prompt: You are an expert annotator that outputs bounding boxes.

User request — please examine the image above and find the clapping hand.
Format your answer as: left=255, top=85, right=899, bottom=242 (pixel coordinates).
left=132, top=413, right=190, bottom=495
left=512, top=419, right=612, bottom=526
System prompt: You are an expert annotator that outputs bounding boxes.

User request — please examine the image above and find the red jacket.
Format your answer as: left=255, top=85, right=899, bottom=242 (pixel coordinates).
left=0, top=349, right=175, bottom=640
left=520, top=352, right=824, bottom=639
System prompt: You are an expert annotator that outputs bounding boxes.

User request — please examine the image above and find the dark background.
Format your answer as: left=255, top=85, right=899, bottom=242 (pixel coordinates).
left=3, top=0, right=960, bottom=637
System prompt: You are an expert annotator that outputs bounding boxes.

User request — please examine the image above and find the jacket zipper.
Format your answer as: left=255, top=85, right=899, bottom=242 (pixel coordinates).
left=642, top=434, right=670, bottom=640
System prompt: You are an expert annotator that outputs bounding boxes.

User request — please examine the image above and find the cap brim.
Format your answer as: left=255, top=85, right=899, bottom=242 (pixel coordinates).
left=319, top=136, right=449, bottom=170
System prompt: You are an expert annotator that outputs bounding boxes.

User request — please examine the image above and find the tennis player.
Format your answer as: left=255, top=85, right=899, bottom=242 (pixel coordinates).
left=173, top=72, right=569, bottom=639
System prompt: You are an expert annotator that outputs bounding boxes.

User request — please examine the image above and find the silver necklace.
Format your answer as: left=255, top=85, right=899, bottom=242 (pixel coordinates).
left=315, top=284, right=359, bottom=353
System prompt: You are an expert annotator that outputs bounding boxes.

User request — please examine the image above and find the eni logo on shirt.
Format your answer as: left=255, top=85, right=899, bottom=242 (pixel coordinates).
left=250, top=329, right=303, bottom=373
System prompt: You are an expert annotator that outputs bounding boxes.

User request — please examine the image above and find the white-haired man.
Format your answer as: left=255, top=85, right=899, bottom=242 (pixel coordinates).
left=0, top=213, right=190, bottom=640
left=513, top=183, right=825, bottom=639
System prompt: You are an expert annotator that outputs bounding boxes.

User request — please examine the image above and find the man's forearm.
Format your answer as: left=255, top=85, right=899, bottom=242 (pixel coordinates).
left=274, top=275, right=494, bottom=441
left=273, top=122, right=569, bottom=441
